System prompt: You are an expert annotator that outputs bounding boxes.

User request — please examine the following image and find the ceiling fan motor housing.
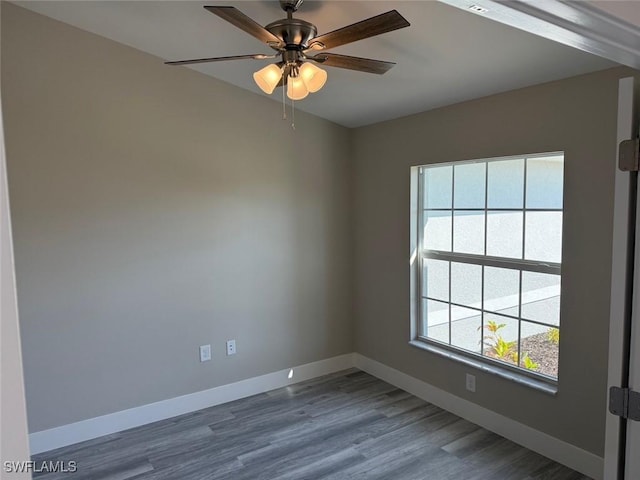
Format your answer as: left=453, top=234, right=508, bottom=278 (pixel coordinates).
left=266, top=18, right=317, bottom=50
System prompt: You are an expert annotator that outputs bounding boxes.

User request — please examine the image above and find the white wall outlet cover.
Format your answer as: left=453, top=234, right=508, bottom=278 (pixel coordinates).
left=199, top=345, right=211, bottom=362
left=466, top=373, right=476, bottom=392
left=226, top=340, right=236, bottom=356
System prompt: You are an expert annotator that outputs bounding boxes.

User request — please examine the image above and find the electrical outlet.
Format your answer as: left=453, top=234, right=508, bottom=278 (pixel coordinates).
left=226, top=339, right=236, bottom=356
left=466, top=373, right=476, bottom=392
left=199, top=344, right=211, bottom=362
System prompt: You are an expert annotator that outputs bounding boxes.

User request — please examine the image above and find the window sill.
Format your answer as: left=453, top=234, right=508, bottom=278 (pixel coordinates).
left=409, top=340, right=558, bottom=396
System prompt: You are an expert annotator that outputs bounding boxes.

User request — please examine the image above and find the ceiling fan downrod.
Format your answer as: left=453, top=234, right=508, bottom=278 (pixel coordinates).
left=279, top=0, right=304, bottom=15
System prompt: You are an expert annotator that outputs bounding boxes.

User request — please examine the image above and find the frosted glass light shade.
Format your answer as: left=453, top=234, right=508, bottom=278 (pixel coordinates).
left=253, top=64, right=283, bottom=94
left=287, top=76, right=309, bottom=100
left=299, top=63, right=327, bottom=93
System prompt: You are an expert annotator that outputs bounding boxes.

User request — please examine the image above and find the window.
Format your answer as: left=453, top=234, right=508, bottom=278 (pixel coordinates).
left=412, top=153, right=563, bottom=383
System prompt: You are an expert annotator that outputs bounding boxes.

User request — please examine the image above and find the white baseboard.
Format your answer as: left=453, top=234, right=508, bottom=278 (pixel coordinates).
left=30, top=351, right=604, bottom=480
left=29, top=353, right=355, bottom=454
left=353, top=353, right=603, bottom=480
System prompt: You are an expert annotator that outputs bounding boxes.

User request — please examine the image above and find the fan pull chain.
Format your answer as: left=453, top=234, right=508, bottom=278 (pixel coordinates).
left=290, top=96, right=296, bottom=130
left=282, top=80, right=287, bottom=120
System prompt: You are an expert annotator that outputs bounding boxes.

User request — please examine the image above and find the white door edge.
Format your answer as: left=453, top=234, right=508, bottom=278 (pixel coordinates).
left=603, top=77, right=637, bottom=480
left=624, top=78, right=640, bottom=480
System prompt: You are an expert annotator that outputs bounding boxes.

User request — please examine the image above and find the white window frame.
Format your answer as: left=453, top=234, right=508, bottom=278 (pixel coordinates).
left=410, top=152, right=563, bottom=393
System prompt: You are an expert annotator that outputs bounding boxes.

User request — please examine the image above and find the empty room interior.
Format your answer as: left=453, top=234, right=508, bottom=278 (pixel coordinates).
left=2, top=1, right=640, bottom=479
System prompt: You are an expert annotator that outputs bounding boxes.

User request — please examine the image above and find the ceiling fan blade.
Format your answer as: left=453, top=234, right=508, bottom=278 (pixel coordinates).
left=309, top=10, right=409, bottom=51
left=307, top=53, right=395, bottom=74
left=204, top=6, right=283, bottom=46
left=165, top=54, right=275, bottom=66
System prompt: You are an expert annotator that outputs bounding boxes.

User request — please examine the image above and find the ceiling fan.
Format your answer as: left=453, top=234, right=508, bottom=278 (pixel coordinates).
left=165, top=0, right=410, bottom=100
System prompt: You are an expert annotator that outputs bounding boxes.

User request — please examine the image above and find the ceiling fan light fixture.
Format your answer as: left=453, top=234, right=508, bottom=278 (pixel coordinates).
left=299, top=62, right=327, bottom=93
left=253, top=64, right=283, bottom=94
left=287, top=75, right=309, bottom=100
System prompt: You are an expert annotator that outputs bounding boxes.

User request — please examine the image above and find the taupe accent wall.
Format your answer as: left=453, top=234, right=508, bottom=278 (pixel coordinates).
left=352, top=67, right=638, bottom=456
left=2, top=3, right=352, bottom=432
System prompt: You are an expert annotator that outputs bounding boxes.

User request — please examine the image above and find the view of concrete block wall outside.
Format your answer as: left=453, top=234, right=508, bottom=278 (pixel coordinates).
left=420, top=154, right=563, bottom=379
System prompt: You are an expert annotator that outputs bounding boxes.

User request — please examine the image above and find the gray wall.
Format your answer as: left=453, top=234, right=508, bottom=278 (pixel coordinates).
left=1, top=3, right=353, bottom=433
left=352, top=67, right=638, bottom=456
left=1, top=100, right=31, bottom=478
left=1, top=2, right=32, bottom=472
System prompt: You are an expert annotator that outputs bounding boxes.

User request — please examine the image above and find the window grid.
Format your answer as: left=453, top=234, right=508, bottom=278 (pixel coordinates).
left=481, top=164, right=488, bottom=354
left=450, top=166, right=454, bottom=343
left=423, top=208, right=562, bottom=211
left=419, top=295, right=560, bottom=330
left=417, top=153, right=562, bottom=381
left=518, top=159, right=527, bottom=367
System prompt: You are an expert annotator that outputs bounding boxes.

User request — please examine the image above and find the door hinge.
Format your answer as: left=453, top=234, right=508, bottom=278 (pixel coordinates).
left=609, top=386, right=640, bottom=420
left=619, top=138, right=640, bottom=171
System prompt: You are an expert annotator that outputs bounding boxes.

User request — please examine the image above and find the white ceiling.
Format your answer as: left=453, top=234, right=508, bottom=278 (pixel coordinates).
left=14, top=1, right=617, bottom=128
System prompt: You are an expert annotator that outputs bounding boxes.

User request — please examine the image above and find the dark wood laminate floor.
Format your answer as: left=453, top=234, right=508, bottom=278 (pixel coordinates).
left=32, top=370, right=591, bottom=480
